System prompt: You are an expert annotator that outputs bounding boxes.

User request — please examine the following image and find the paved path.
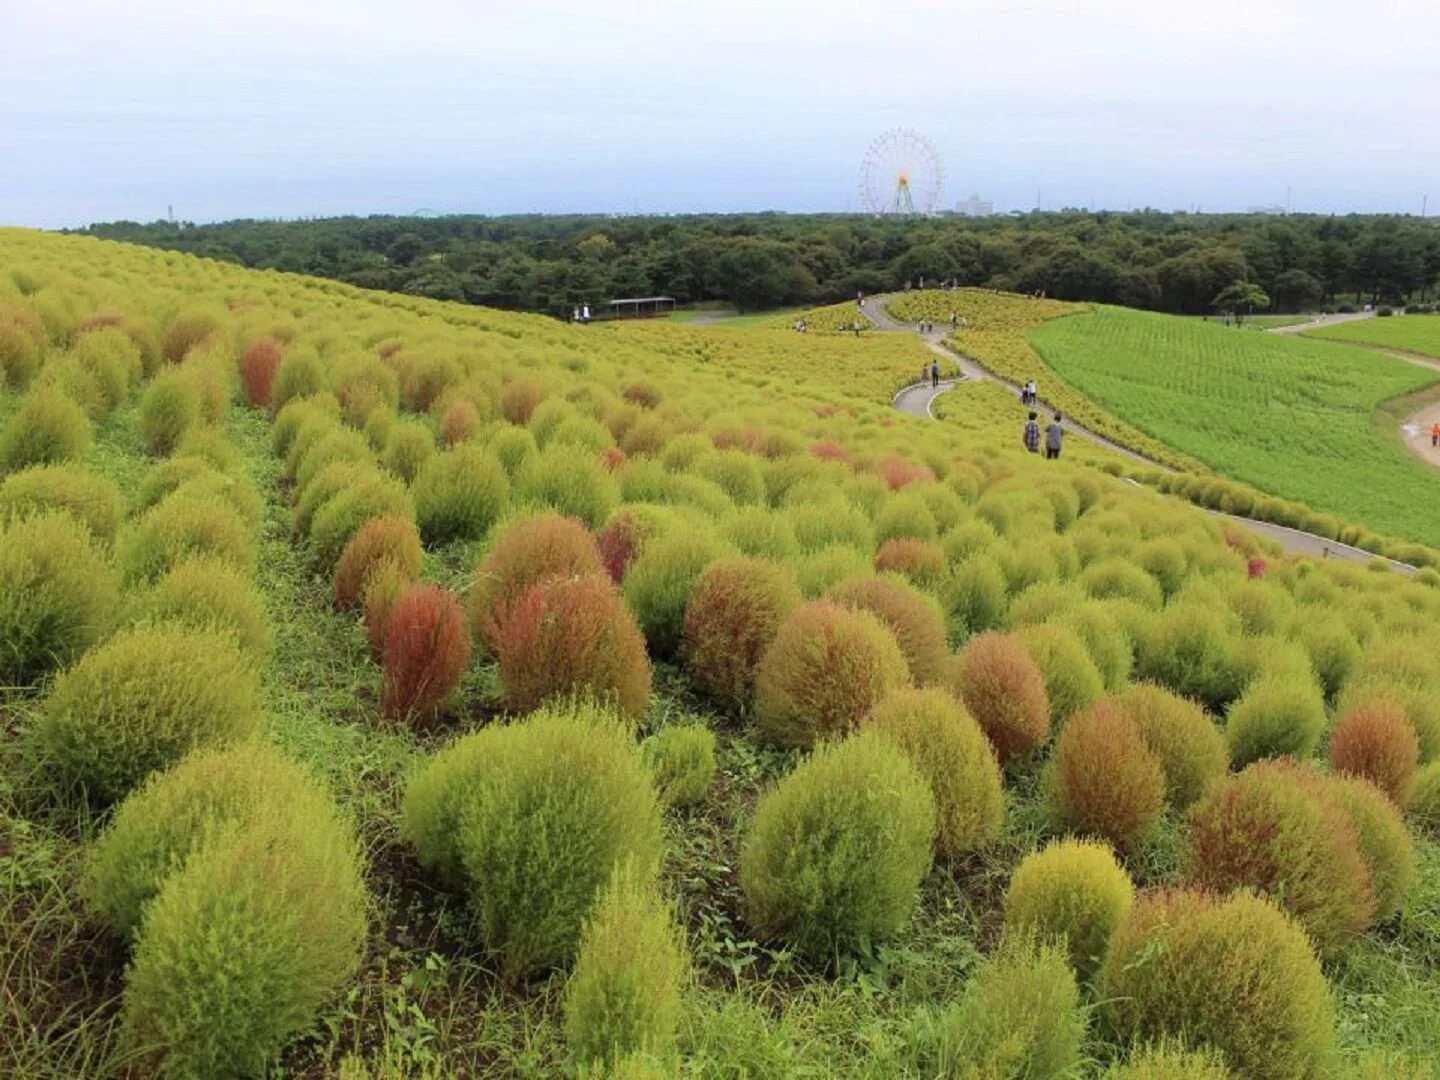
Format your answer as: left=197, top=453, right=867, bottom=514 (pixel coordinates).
left=1268, top=310, right=1376, bottom=335
left=866, top=293, right=1414, bottom=572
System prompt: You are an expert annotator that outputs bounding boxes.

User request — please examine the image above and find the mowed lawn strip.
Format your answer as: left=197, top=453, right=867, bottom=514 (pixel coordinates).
left=1306, top=314, right=1440, bottom=358
left=1030, top=307, right=1440, bottom=546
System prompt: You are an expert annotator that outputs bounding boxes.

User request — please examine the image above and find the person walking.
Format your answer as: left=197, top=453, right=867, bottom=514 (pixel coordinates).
left=930, top=360, right=940, bottom=388
left=1023, top=411, right=1041, bottom=454
left=1045, top=413, right=1064, bottom=460
left=1432, top=420, right=1440, bottom=447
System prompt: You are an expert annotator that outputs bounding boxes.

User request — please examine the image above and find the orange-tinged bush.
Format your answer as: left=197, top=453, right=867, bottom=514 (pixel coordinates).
left=945, top=631, right=1050, bottom=762
left=239, top=337, right=282, bottom=407
left=597, top=507, right=665, bottom=583
left=1098, top=889, right=1336, bottom=1079
left=1184, top=760, right=1374, bottom=952
left=809, top=439, right=851, bottom=464
left=381, top=584, right=472, bottom=725
left=1052, top=701, right=1166, bottom=851
left=877, top=455, right=934, bottom=491
left=753, top=601, right=910, bottom=748
left=1106, top=684, right=1227, bottom=809
left=621, top=381, right=661, bottom=409
left=1330, top=700, right=1419, bottom=805
left=161, top=313, right=218, bottom=364
left=681, top=556, right=803, bottom=706
left=873, top=537, right=946, bottom=588
left=362, top=558, right=409, bottom=661
left=332, top=514, right=423, bottom=611
left=827, top=575, right=948, bottom=686
left=501, top=376, right=541, bottom=425
left=439, top=399, right=480, bottom=446
left=600, top=446, right=627, bottom=471
left=487, top=574, right=651, bottom=720
left=470, top=513, right=604, bottom=637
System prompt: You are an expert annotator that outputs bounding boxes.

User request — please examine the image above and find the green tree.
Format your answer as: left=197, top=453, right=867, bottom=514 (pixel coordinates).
left=1212, top=281, right=1271, bottom=325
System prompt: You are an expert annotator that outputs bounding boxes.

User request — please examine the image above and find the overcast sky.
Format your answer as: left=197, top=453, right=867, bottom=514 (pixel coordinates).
left=3, top=0, right=1437, bottom=227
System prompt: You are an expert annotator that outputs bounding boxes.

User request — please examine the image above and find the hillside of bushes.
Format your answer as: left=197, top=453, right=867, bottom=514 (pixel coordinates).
left=3, top=229, right=1440, bottom=1077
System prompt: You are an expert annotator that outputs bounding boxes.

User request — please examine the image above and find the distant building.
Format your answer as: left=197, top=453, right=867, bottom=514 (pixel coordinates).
left=955, top=193, right=994, bottom=218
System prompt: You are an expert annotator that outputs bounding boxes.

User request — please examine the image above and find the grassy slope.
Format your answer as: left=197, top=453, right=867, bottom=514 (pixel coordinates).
left=1030, top=307, right=1440, bottom=546
left=1308, top=314, right=1440, bottom=358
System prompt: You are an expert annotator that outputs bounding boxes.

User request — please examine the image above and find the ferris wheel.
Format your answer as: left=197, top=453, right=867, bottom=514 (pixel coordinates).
left=859, top=129, right=945, bottom=216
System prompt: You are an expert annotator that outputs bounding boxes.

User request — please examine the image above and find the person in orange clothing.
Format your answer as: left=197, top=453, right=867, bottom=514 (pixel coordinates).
left=1432, top=421, right=1440, bottom=447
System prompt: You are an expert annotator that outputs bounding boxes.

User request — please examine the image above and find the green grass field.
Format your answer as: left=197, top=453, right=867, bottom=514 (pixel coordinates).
left=1030, top=307, right=1440, bottom=546
left=1307, top=314, right=1440, bottom=358
left=1186, top=313, right=1313, bottom=330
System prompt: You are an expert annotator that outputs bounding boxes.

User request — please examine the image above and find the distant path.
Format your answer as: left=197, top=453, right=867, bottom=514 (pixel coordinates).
left=1268, top=310, right=1376, bottom=335
left=866, top=293, right=1414, bottom=572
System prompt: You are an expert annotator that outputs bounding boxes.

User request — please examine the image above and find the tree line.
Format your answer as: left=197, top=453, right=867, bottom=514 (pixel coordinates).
left=74, top=210, right=1440, bottom=317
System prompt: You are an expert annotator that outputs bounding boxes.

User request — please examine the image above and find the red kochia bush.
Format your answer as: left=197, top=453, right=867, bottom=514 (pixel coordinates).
left=1052, top=701, right=1166, bottom=851
left=681, top=556, right=802, bottom=705
left=471, top=514, right=604, bottom=637
left=946, top=631, right=1051, bottom=762
left=439, top=400, right=479, bottom=446
left=500, top=377, right=541, bottom=425
left=487, top=574, right=651, bottom=720
left=381, top=584, right=472, bottom=725
left=873, top=538, right=947, bottom=588
left=827, top=575, right=948, bottom=686
left=1247, top=557, right=1269, bottom=579
left=239, top=337, right=283, bottom=407
left=332, top=514, right=423, bottom=611
left=877, top=455, right=935, bottom=491
left=1330, top=701, right=1419, bottom=806
left=809, top=440, right=851, bottom=464
left=596, top=508, right=662, bottom=584
left=600, top=446, right=627, bottom=471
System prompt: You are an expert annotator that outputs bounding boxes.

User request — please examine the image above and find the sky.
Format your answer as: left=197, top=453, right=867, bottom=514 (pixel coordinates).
left=2, top=0, right=1438, bottom=227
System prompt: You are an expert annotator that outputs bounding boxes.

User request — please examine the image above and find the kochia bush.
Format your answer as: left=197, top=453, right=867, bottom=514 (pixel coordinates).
left=0, top=386, right=93, bottom=470
left=1329, top=700, right=1420, bottom=805
left=131, top=556, right=271, bottom=659
left=740, top=730, right=936, bottom=963
left=401, top=703, right=663, bottom=978
left=1184, top=761, right=1375, bottom=952
left=945, top=631, right=1051, bottom=762
left=753, top=601, right=910, bottom=748
left=137, top=369, right=201, bottom=455
left=84, top=742, right=365, bottom=1078
left=1329, top=775, right=1415, bottom=923
left=119, top=495, right=255, bottom=584
left=487, top=574, right=652, bottom=721
left=1051, top=701, right=1166, bottom=852
left=828, top=575, right=948, bottom=686
left=332, top=513, right=424, bottom=612
left=0, top=511, right=117, bottom=685
left=35, top=626, right=262, bottom=802
left=412, top=444, right=511, bottom=544
left=1003, top=838, right=1133, bottom=982
left=1106, top=683, right=1227, bottom=809
left=873, top=537, right=946, bottom=589
left=642, top=723, right=717, bottom=808
left=622, top=529, right=729, bottom=659
left=0, top=462, right=122, bottom=544
left=1099, top=889, right=1336, bottom=1079
left=470, top=513, right=604, bottom=636
left=564, top=860, right=687, bottom=1069
left=380, top=584, right=472, bottom=725
left=1019, top=622, right=1105, bottom=726
left=239, top=336, right=283, bottom=407
left=863, top=687, right=1004, bottom=858
left=681, top=555, right=802, bottom=706
left=1225, top=675, right=1326, bottom=767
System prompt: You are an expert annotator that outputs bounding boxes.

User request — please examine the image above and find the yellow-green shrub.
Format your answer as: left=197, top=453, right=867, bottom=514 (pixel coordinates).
left=1101, top=1041, right=1232, bottom=1078
left=0, top=511, right=117, bottom=684
left=564, top=860, right=687, bottom=1069
left=0, top=463, right=120, bottom=543
left=129, top=556, right=270, bottom=659
left=623, top=528, right=729, bottom=659
left=740, top=730, right=935, bottom=963
left=137, top=368, right=202, bottom=455
left=1003, top=838, right=1133, bottom=982
left=0, top=386, right=92, bottom=470
left=1225, top=675, right=1326, bottom=766
left=863, top=687, right=1004, bottom=858
left=401, top=702, right=662, bottom=978
left=516, top=445, right=619, bottom=529
left=412, top=444, right=510, bottom=544
left=35, top=625, right=261, bottom=802
left=1020, top=622, right=1105, bottom=726
left=642, top=724, right=716, bottom=808
left=1329, top=775, right=1415, bottom=923
left=1107, top=684, right=1227, bottom=809
left=118, top=495, right=255, bottom=584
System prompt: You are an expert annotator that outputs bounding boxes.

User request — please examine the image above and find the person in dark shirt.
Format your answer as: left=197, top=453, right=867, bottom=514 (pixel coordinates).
left=1046, top=413, right=1064, bottom=459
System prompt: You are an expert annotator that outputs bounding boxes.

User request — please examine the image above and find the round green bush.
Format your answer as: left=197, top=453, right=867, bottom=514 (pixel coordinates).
left=1136, top=602, right=1242, bottom=712
left=1225, top=675, right=1326, bottom=767
left=754, top=600, right=910, bottom=748
left=1408, top=760, right=1440, bottom=830
left=790, top=543, right=873, bottom=599
left=1293, top=614, right=1361, bottom=701
left=1081, top=556, right=1164, bottom=609
left=35, top=625, right=262, bottom=802
left=642, top=724, right=717, bottom=808
left=412, top=444, right=510, bottom=544
left=382, top=418, right=436, bottom=483
left=401, top=701, right=662, bottom=978
left=308, top=470, right=413, bottom=567
left=740, top=730, right=935, bottom=963
left=564, top=859, right=687, bottom=1069
left=1099, top=888, right=1336, bottom=1079
left=718, top=506, right=799, bottom=560
left=1107, top=684, right=1227, bottom=809
left=696, top=450, right=766, bottom=506
left=270, top=348, right=327, bottom=413
left=1101, top=1041, right=1232, bottom=1079
left=786, top=501, right=874, bottom=555
left=1329, top=775, right=1415, bottom=923
left=0, top=463, right=121, bottom=544
left=939, top=554, right=1008, bottom=639
left=1058, top=602, right=1133, bottom=692
left=515, top=444, right=619, bottom=529
left=909, top=934, right=1084, bottom=1080
left=623, top=528, right=729, bottom=659
left=1184, top=761, right=1375, bottom=952
left=1003, top=838, right=1134, bottom=982
left=137, top=369, right=201, bottom=455
left=1019, top=622, right=1105, bottom=727
left=864, top=687, right=1004, bottom=858
left=0, top=386, right=93, bottom=471
left=118, top=495, right=255, bottom=584
left=292, top=425, right=372, bottom=492
left=873, top=491, right=939, bottom=545
left=0, top=511, right=117, bottom=684
left=130, top=556, right=270, bottom=659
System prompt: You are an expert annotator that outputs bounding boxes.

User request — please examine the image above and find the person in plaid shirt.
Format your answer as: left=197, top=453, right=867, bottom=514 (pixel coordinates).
left=1023, top=411, right=1041, bottom=453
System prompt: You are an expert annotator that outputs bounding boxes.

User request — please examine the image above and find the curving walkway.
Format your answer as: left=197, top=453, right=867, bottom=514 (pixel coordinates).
left=1267, top=310, right=1375, bottom=335
left=867, top=293, right=1414, bottom=572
